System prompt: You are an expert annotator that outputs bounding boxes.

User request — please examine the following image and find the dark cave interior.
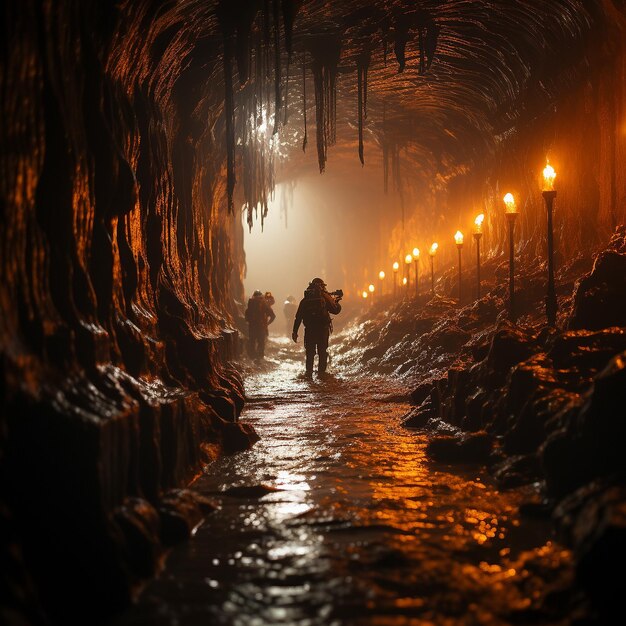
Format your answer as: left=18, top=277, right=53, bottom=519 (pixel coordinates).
left=1, top=1, right=626, bottom=624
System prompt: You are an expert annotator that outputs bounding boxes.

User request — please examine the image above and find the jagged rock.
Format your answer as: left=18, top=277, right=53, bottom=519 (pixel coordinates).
left=542, top=350, right=626, bottom=497
left=548, top=327, right=626, bottom=377
left=486, top=323, right=537, bottom=373
left=112, top=498, right=162, bottom=579
left=409, top=381, right=433, bottom=406
left=569, top=486, right=626, bottom=620
left=569, top=250, right=626, bottom=330
left=426, top=430, right=493, bottom=464
left=427, top=324, right=470, bottom=353
left=401, top=401, right=435, bottom=428
left=157, top=489, right=218, bottom=547
left=221, top=421, right=260, bottom=454
left=463, top=387, right=489, bottom=431
left=492, top=453, right=542, bottom=489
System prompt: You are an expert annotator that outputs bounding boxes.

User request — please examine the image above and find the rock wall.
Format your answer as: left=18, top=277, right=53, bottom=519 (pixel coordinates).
left=0, top=2, right=253, bottom=623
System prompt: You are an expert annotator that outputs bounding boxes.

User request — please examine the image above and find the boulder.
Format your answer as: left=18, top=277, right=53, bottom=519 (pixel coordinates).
left=569, top=250, right=626, bottom=330
left=426, top=430, right=493, bottom=464
left=157, top=489, right=218, bottom=546
left=571, top=487, right=626, bottom=621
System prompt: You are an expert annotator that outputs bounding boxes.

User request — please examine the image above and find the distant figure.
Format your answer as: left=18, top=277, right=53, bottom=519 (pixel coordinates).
left=264, top=291, right=275, bottom=307
left=292, top=278, right=342, bottom=378
left=264, top=291, right=276, bottom=336
left=283, top=295, right=297, bottom=336
left=245, top=290, right=275, bottom=359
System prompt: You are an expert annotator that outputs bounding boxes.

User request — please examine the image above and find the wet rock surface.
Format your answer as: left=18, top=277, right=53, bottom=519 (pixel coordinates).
left=335, top=225, right=626, bottom=621
left=114, top=339, right=587, bottom=625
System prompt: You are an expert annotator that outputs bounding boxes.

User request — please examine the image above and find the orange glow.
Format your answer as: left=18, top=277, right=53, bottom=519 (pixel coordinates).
left=405, top=253, right=412, bottom=264
left=474, top=213, right=485, bottom=233
left=392, top=261, right=399, bottom=272
left=429, top=242, right=438, bottom=256
left=402, top=277, right=407, bottom=285
left=368, top=283, right=374, bottom=293
left=542, top=160, right=556, bottom=191
left=454, top=230, right=464, bottom=245
left=362, top=290, right=368, bottom=299
left=503, top=193, right=517, bottom=214
left=378, top=270, right=385, bottom=280
left=412, top=247, right=420, bottom=258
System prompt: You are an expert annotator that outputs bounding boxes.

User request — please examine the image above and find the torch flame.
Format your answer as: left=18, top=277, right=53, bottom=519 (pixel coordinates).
left=392, top=261, right=399, bottom=272
left=368, top=284, right=374, bottom=293
left=429, top=242, right=438, bottom=256
left=379, top=270, right=385, bottom=280
left=503, top=193, right=517, bottom=214
left=542, top=161, right=556, bottom=191
left=402, top=277, right=407, bottom=285
left=412, top=247, right=420, bottom=258
left=362, top=291, right=368, bottom=299
left=405, top=253, right=413, bottom=264
left=474, top=213, right=485, bottom=231
left=454, top=230, right=464, bottom=245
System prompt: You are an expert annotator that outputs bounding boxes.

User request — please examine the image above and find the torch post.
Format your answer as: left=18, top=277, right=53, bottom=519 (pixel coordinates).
left=392, top=262, right=399, bottom=300
left=454, top=231, right=464, bottom=304
left=473, top=232, right=482, bottom=300
left=543, top=191, right=557, bottom=326
left=412, top=248, right=420, bottom=297
left=506, top=212, right=517, bottom=321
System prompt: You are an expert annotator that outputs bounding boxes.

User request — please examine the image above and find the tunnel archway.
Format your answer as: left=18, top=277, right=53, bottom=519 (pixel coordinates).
left=2, top=1, right=626, bottom=624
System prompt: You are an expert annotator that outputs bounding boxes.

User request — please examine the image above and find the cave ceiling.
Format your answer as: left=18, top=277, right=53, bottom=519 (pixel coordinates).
left=117, top=0, right=608, bottom=220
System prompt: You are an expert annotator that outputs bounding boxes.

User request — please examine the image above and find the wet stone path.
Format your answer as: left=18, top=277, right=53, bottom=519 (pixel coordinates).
left=115, top=338, right=576, bottom=626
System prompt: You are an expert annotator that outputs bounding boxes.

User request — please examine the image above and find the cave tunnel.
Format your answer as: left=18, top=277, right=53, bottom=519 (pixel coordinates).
left=2, top=1, right=626, bottom=624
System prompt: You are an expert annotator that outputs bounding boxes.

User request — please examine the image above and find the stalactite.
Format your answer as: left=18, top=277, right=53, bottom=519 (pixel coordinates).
left=272, top=0, right=281, bottom=135
left=357, top=51, right=371, bottom=165
left=358, top=65, right=363, bottom=165
left=222, top=35, right=236, bottom=212
left=310, top=35, right=341, bottom=173
left=302, top=51, right=307, bottom=152
left=281, top=0, right=302, bottom=60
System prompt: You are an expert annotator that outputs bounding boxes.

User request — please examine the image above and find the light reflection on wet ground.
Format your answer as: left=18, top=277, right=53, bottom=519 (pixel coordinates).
left=115, top=336, right=576, bottom=626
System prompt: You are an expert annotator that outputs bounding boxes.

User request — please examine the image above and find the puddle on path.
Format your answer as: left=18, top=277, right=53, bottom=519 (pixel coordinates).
left=114, top=337, right=577, bottom=626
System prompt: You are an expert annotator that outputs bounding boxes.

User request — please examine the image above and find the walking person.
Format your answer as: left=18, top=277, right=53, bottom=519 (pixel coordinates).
left=245, top=290, right=275, bottom=359
left=292, top=278, right=342, bottom=379
left=283, top=295, right=297, bottom=336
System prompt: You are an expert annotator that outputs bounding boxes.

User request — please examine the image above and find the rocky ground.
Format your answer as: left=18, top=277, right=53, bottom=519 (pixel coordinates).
left=334, top=225, right=626, bottom=622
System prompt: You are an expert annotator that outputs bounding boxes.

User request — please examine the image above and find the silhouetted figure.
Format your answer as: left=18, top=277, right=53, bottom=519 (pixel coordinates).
left=292, top=278, right=342, bottom=378
left=264, top=291, right=276, bottom=337
left=283, top=295, right=297, bottom=335
left=245, top=290, right=275, bottom=359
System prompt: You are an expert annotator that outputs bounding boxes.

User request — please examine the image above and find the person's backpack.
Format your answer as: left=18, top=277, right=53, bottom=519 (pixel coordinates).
left=301, top=286, right=328, bottom=327
left=246, top=297, right=265, bottom=324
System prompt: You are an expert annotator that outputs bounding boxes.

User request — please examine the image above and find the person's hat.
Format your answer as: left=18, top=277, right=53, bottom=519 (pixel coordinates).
left=253, top=290, right=263, bottom=296
left=310, top=277, right=326, bottom=287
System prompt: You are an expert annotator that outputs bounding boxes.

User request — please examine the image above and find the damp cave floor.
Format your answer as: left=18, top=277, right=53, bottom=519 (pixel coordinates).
left=112, top=335, right=578, bottom=626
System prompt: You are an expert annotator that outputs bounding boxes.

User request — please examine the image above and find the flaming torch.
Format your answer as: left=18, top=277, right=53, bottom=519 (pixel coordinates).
left=542, top=161, right=557, bottom=326
left=404, top=254, right=413, bottom=295
left=368, top=283, right=375, bottom=305
left=392, top=261, right=399, bottom=300
left=378, top=270, right=385, bottom=297
left=473, top=213, right=484, bottom=300
left=454, top=231, right=464, bottom=303
left=362, top=290, right=368, bottom=300
left=503, top=193, right=518, bottom=321
left=412, top=247, right=420, bottom=296
left=429, top=242, right=438, bottom=298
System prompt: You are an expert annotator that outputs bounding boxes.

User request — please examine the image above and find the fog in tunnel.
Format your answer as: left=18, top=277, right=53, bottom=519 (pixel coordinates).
left=244, top=165, right=395, bottom=306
